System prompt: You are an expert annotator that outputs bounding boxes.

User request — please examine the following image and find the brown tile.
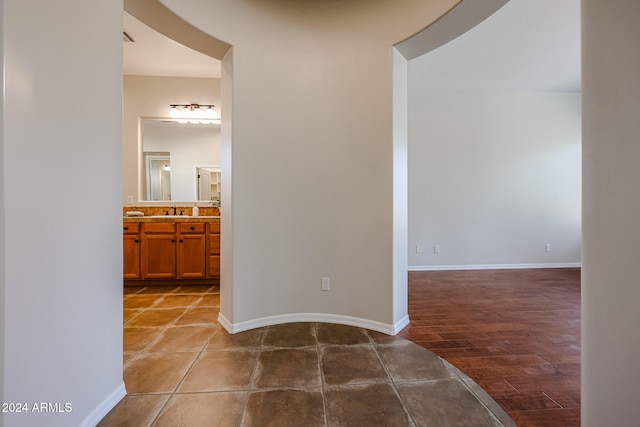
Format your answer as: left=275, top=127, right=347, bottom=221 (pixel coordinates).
left=126, top=308, right=186, bottom=327
left=316, top=323, right=369, bottom=345
left=194, top=293, right=220, bottom=307
left=123, top=308, right=142, bottom=325
left=325, top=383, right=410, bottom=426
left=397, top=379, right=503, bottom=426
left=175, top=284, right=216, bottom=294
left=153, top=294, right=202, bottom=308
left=123, top=352, right=136, bottom=366
left=321, top=345, right=388, bottom=385
left=367, top=329, right=409, bottom=345
left=154, top=392, right=246, bottom=427
left=175, top=307, right=219, bottom=325
left=97, top=394, right=169, bottom=427
left=124, top=352, right=197, bottom=393
left=243, top=389, right=325, bottom=427
left=137, top=285, right=181, bottom=294
left=206, top=328, right=265, bottom=351
left=178, top=350, right=257, bottom=392
left=376, top=341, right=457, bottom=382
left=124, top=294, right=161, bottom=309
left=263, top=323, right=316, bottom=348
left=123, top=327, right=163, bottom=352
left=147, top=325, right=218, bottom=352
left=254, top=348, right=320, bottom=389
left=123, top=286, right=144, bottom=295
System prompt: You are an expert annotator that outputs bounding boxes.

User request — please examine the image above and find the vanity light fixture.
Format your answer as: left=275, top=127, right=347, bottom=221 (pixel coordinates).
left=169, top=104, right=220, bottom=124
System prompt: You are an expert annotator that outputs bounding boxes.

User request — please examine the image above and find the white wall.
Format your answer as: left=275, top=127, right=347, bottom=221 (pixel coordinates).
left=1, top=0, right=124, bottom=426
left=0, top=0, right=5, bottom=415
left=161, top=0, right=459, bottom=333
left=408, top=89, right=582, bottom=269
left=143, top=125, right=221, bottom=200
left=123, top=75, right=220, bottom=204
left=582, top=0, right=640, bottom=425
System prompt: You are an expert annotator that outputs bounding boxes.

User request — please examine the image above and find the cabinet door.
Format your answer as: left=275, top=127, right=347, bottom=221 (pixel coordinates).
left=208, top=222, right=221, bottom=278
left=177, top=233, right=207, bottom=278
left=123, top=234, right=141, bottom=279
left=142, top=234, right=176, bottom=279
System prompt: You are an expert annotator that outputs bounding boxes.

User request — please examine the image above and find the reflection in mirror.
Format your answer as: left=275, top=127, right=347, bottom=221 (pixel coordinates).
left=142, top=119, right=221, bottom=201
left=144, top=152, right=171, bottom=201
left=197, top=167, right=221, bottom=203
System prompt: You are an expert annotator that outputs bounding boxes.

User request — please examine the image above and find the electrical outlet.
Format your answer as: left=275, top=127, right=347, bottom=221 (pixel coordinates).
left=416, top=245, right=423, bottom=253
left=321, top=277, right=330, bottom=291
left=545, top=244, right=552, bottom=252
left=434, top=245, right=440, bottom=254
left=127, top=195, right=133, bottom=204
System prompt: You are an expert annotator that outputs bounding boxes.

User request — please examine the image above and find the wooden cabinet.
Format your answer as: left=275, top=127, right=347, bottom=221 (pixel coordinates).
left=177, top=223, right=207, bottom=278
left=208, top=222, right=221, bottom=278
left=124, top=220, right=219, bottom=282
left=123, top=223, right=141, bottom=279
left=141, top=223, right=177, bottom=279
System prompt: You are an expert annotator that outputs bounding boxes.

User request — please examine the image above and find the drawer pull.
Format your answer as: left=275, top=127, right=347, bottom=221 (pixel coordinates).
left=190, top=226, right=195, bottom=230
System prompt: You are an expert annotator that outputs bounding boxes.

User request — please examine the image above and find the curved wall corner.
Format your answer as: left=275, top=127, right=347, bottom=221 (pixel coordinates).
left=395, top=0, right=509, bottom=60
left=124, top=0, right=230, bottom=60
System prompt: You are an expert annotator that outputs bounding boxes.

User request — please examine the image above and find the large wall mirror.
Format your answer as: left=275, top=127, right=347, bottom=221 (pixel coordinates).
left=141, top=119, right=221, bottom=202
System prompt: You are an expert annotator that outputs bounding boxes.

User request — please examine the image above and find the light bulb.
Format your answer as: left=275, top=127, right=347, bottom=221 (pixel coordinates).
left=205, top=107, right=219, bottom=119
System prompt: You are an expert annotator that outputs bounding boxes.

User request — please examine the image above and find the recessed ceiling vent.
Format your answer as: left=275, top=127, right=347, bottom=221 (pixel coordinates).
left=123, top=31, right=135, bottom=43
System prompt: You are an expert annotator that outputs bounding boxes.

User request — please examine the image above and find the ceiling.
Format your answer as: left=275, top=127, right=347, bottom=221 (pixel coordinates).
left=123, top=0, right=580, bottom=91
left=123, top=12, right=221, bottom=78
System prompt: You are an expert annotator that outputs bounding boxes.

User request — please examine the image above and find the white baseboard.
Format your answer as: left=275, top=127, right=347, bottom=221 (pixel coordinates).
left=80, top=381, right=126, bottom=427
left=409, top=262, right=581, bottom=271
left=394, top=314, right=410, bottom=333
left=218, top=312, right=408, bottom=336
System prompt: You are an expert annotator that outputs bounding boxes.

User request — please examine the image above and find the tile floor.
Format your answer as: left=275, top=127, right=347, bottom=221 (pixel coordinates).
left=99, top=284, right=515, bottom=426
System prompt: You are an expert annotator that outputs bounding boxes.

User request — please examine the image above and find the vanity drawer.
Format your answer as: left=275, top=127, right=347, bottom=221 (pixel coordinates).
left=123, top=223, right=140, bottom=234
left=143, top=223, right=176, bottom=234
left=208, top=222, right=220, bottom=234
left=179, top=223, right=205, bottom=234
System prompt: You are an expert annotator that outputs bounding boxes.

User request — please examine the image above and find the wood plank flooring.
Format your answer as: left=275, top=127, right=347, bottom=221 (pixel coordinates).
left=399, top=269, right=581, bottom=427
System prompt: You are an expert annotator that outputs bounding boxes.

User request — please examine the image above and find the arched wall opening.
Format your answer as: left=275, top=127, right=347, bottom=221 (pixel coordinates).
left=125, top=0, right=509, bottom=334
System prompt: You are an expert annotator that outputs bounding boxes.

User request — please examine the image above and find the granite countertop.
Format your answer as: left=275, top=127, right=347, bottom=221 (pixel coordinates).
left=123, top=216, right=220, bottom=223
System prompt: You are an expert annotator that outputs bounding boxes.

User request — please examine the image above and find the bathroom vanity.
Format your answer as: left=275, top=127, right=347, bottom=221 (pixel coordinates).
left=123, top=215, right=220, bottom=285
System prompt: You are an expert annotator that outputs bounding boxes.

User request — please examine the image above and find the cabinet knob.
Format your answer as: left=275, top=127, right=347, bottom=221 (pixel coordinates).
left=190, top=226, right=195, bottom=230
left=171, top=239, right=175, bottom=243
left=179, top=239, right=184, bottom=243
left=124, top=226, right=128, bottom=230
left=134, top=239, right=139, bottom=243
